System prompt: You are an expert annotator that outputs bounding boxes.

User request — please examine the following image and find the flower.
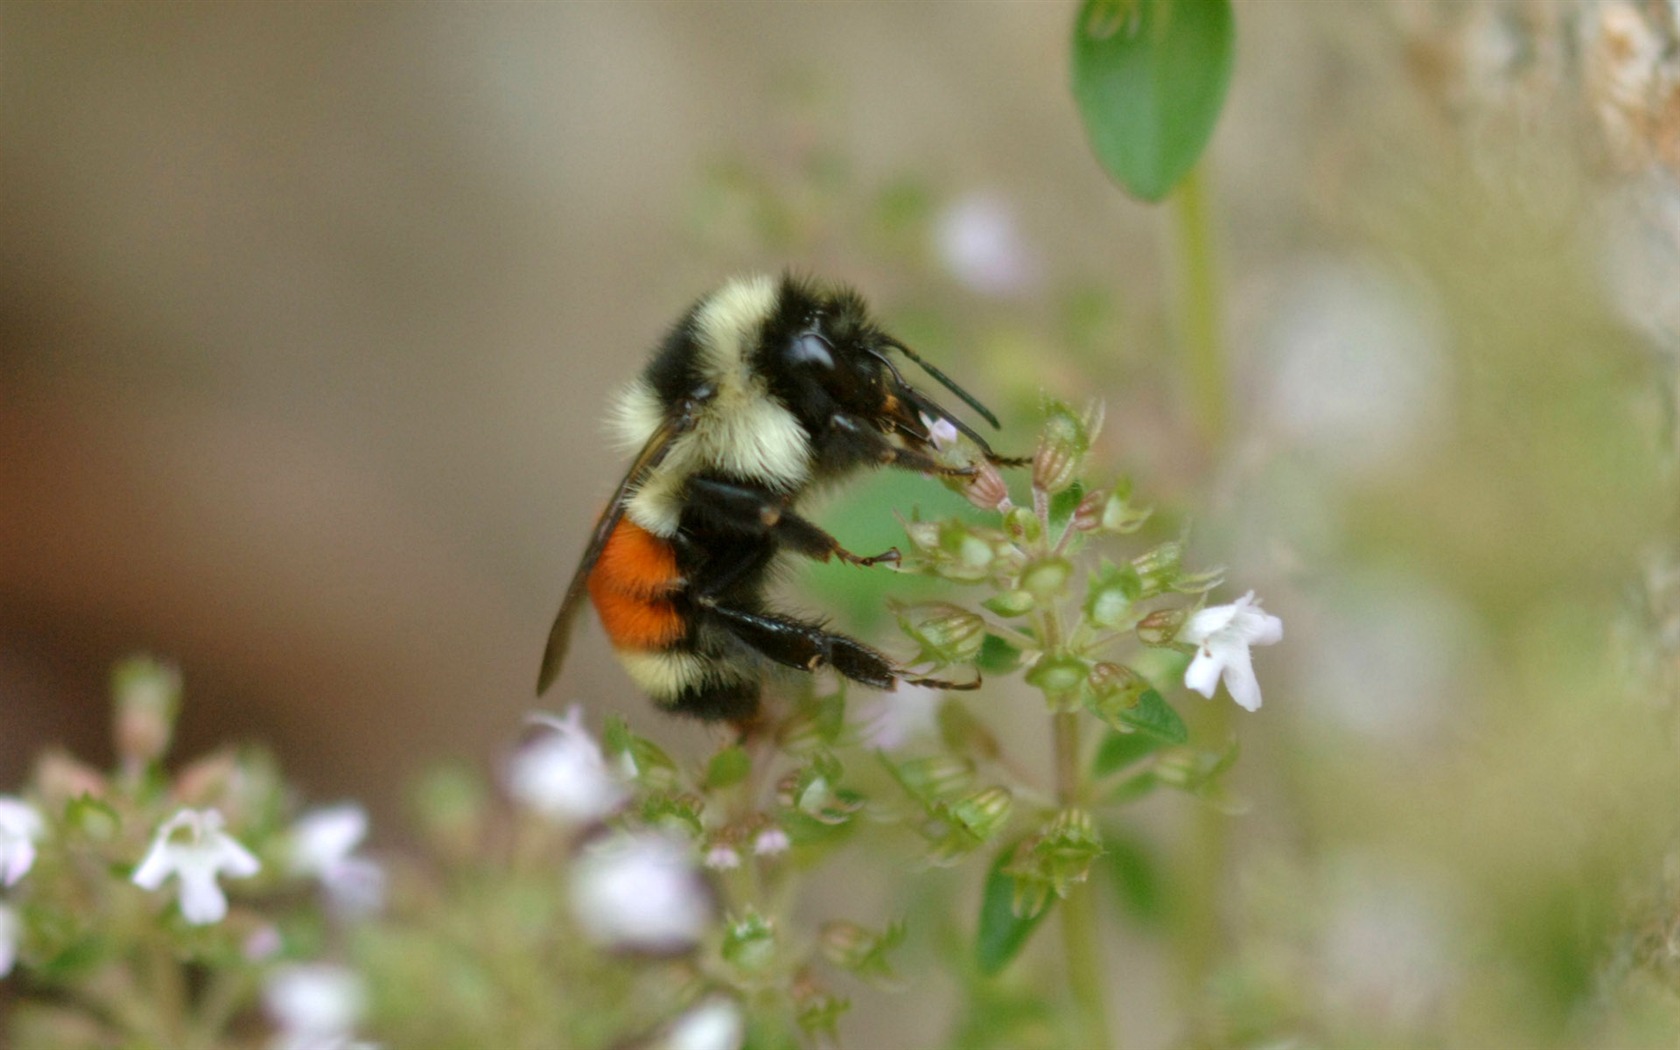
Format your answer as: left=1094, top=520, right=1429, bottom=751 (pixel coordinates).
left=856, top=684, right=942, bottom=751
left=288, top=803, right=385, bottom=918
left=505, top=707, right=628, bottom=823
left=264, top=963, right=369, bottom=1050
left=664, top=997, right=745, bottom=1050
left=131, top=808, right=261, bottom=925
left=934, top=192, right=1041, bottom=298
left=0, top=904, right=18, bottom=978
left=752, top=826, right=790, bottom=857
left=1182, top=591, right=1284, bottom=712
left=704, top=844, right=741, bottom=871
left=0, top=797, right=44, bottom=886
left=569, top=831, right=710, bottom=953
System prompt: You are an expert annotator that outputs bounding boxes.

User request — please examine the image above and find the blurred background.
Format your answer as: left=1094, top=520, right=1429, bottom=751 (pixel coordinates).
left=6, top=1, right=1680, bottom=1045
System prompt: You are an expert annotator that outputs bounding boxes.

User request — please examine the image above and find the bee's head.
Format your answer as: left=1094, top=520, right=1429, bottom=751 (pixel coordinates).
left=753, top=275, right=1004, bottom=466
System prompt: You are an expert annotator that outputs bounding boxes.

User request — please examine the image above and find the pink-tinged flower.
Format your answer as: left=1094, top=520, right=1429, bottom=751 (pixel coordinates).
left=263, top=963, right=369, bottom=1050
left=664, top=997, right=745, bottom=1050
left=505, top=707, right=628, bottom=823
left=288, top=803, right=385, bottom=918
left=704, top=844, right=741, bottom=871
left=752, top=827, right=790, bottom=857
left=131, top=808, right=260, bottom=925
left=569, top=831, right=710, bottom=953
left=922, top=414, right=961, bottom=451
left=0, top=798, right=44, bottom=887
left=1182, top=591, right=1284, bottom=712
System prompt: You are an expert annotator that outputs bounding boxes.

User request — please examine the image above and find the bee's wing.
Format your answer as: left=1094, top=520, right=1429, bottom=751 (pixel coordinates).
left=536, top=412, right=693, bottom=695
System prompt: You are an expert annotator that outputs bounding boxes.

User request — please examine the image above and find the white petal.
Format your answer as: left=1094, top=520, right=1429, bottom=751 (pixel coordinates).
left=1184, top=648, right=1223, bottom=699
left=0, top=799, right=43, bottom=840
left=666, top=998, right=745, bottom=1050
left=1218, top=640, right=1263, bottom=712
left=0, top=840, right=36, bottom=887
left=177, top=865, right=230, bottom=924
left=290, top=805, right=368, bottom=873
left=214, top=836, right=262, bottom=879
left=0, top=905, right=18, bottom=978
left=131, top=842, right=176, bottom=890
left=1182, top=602, right=1239, bottom=645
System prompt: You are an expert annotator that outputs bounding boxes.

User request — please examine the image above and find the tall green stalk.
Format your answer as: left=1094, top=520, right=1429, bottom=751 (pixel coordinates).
left=1168, top=164, right=1231, bottom=1009
left=1054, top=710, right=1114, bottom=1050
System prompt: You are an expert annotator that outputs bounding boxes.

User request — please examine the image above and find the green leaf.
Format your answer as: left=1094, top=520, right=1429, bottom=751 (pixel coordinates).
left=1115, top=688, right=1188, bottom=744
left=977, top=844, right=1053, bottom=976
left=1071, top=0, right=1235, bottom=201
left=1048, top=481, right=1086, bottom=534
left=1100, top=830, right=1167, bottom=927
left=705, top=745, right=752, bottom=789
left=1092, top=729, right=1162, bottom=777
left=977, top=634, right=1023, bottom=674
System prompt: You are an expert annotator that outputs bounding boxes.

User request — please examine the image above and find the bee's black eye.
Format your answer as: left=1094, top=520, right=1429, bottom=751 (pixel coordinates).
left=788, top=331, right=834, bottom=369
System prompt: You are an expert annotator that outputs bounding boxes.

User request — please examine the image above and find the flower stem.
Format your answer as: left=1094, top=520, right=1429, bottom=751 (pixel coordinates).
left=1170, top=165, right=1227, bottom=449
left=1169, top=162, right=1233, bottom=1012
left=1053, top=711, right=1113, bottom=1050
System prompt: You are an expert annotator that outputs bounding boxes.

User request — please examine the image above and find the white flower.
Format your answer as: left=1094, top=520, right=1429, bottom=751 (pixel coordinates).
left=752, top=827, right=790, bottom=857
left=264, top=963, right=369, bottom=1050
left=0, top=904, right=18, bottom=977
left=856, top=684, right=942, bottom=751
left=664, top=997, right=745, bottom=1050
left=934, top=192, right=1041, bottom=298
left=288, top=804, right=385, bottom=918
left=505, top=707, right=628, bottom=823
left=1182, top=591, right=1284, bottom=713
left=569, top=831, right=710, bottom=953
left=922, top=414, right=961, bottom=451
left=0, top=797, right=44, bottom=886
left=131, top=808, right=261, bottom=925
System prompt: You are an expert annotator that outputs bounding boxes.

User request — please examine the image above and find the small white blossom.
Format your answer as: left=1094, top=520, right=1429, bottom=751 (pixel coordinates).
left=1182, top=591, right=1284, bottom=712
left=570, top=831, right=710, bottom=953
left=264, top=963, right=369, bottom=1050
left=664, top=997, right=745, bottom=1050
left=856, top=684, right=942, bottom=751
left=0, top=904, right=18, bottom=977
left=0, top=798, right=44, bottom=887
left=752, top=827, right=790, bottom=857
left=934, top=192, right=1041, bottom=297
left=922, top=414, right=961, bottom=451
left=505, top=707, right=628, bottom=823
left=288, top=804, right=385, bottom=917
left=131, top=808, right=260, bottom=925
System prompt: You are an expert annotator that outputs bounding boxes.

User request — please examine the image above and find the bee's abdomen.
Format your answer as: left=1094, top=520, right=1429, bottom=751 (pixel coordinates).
left=587, top=519, right=685, bottom=650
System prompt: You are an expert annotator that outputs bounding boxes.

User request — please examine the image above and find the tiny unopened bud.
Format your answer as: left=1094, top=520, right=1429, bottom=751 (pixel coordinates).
left=1019, top=556, right=1073, bottom=598
left=1033, top=402, right=1090, bottom=494
left=1136, top=608, right=1188, bottom=646
left=112, top=656, right=180, bottom=770
left=946, top=786, right=1013, bottom=841
left=1072, top=488, right=1108, bottom=531
left=1025, top=652, right=1089, bottom=706
left=1132, top=540, right=1185, bottom=597
left=963, top=460, right=1012, bottom=512
left=897, top=603, right=986, bottom=665
left=818, top=920, right=904, bottom=982
left=1084, top=577, right=1134, bottom=630
left=1100, top=491, right=1152, bottom=533
left=902, top=517, right=941, bottom=553
left=1003, top=505, right=1042, bottom=543
left=983, top=589, right=1036, bottom=617
left=892, top=754, right=976, bottom=801
left=721, top=910, right=777, bottom=974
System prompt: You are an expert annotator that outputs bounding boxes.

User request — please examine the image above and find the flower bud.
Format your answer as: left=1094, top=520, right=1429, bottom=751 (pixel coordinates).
left=1100, top=491, right=1152, bottom=534
left=1135, top=608, right=1188, bottom=646
left=721, top=909, right=777, bottom=974
left=1025, top=652, right=1089, bottom=708
left=1033, top=400, right=1091, bottom=495
left=1084, top=575, right=1135, bottom=630
left=34, top=749, right=108, bottom=806
left=963, top=459, right=1012, bottom=512
left=112, top=656, right=180, bottom=771
left=1131, top=540, right=1185, bottom=597
left=896, top=603, right=987, bottom=665
left=1072, top=488, right=1108, bottom=531
left=902, top=517, right=942, bottom=554
left=891, top=754, right=976, bottom=802
left=946, top=786, right=1013, bottom=842
left=1019, top=556, right=1072, bottom=598
left=819, top=920, right=904, bottom=984
left=792, top=972, right=849, bottom=1039
left=983, top=589, right=1036, bottom=617
left=1003, top=505, right=1042, bottom=544
left=1084, top=662, right=1151, bottom=728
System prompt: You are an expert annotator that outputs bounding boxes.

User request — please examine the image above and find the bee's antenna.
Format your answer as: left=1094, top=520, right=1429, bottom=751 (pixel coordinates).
left=884, top=340, right=1001, bottom=429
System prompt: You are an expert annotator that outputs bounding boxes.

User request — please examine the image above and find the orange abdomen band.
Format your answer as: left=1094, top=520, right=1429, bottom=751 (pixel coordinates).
left=588, top=519, right=685, bottom=650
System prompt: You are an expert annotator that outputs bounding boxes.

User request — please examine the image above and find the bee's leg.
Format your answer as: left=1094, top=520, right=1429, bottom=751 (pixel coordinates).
left=683, top=477, right=899, bottom=567
left=699, top=602, right=898, bottom=690
left=826, top=414, right=976, bottom=478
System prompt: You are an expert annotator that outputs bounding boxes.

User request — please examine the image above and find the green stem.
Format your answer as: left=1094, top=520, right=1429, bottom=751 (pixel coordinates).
left=1171, top=165, right=1227, bottom=449
left=1169, top=163, right=1232, bottom=1011
left=1053, top=711, right=1113, bottom=1050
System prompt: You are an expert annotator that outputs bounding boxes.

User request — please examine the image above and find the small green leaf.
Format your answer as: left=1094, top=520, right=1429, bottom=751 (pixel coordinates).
left=1048, top=482, right=1086, bottom=533
left=1100, top=830, right=1167, bottom=927
left=1092, top=729, right=1162, bottom=777
left=977, top=844, right=1053, bottom=976
left=705, top=745, right=752, bottom=789
left=977, top=634, right=1022, bottom=674
left=1115, top=688, right=1188, bottom=744
left=1072, top=0, right=1235, bottom=201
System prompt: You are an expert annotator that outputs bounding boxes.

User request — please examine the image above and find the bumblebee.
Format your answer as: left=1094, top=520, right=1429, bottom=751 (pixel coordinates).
left=537, top=274, right=1017, bottom=723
